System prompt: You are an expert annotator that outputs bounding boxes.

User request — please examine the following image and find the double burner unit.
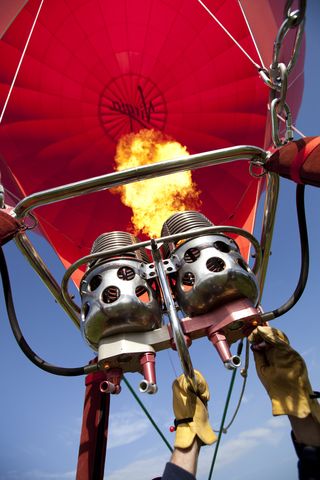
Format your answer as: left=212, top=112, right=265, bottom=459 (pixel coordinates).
left=80, top=211, right=260, bottom=394
left=9, top=144, right=271, bottom=395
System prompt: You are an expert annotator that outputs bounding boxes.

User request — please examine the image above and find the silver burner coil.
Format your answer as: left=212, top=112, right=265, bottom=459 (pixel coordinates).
left=89, top=231, right=150, bottom=267
left=161, top=210, right=213, bottom=258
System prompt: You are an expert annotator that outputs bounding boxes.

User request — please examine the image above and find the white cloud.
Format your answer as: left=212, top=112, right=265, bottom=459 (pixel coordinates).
left=106, top=452, right=168, bottom=480
left=57, top=409, right=151, bottom=450
left=239, top=427, right=270, bottom=440
left=1, top=410, right=154, bottom=480
left=58, top=416, right=82, bottom=447
left=19, top=443, right=47, bottom=458
left=196, top=418, right=288, bottom=477
left=108, top=410, right=150, bottom=449
left=105, top=417, right=289, bottom=480
left=200, top=435, right=259, bottom=472
left=106, top=425, right=272, bottom=480
left=301, top=346, right=315, bottom=357
left=1, top=470, right=75, bottom=480
left=34, top=472, right=75, bottom=479
left=267, top=416, right=289, bottom=429
left=240, top=394, right=251, bottom=404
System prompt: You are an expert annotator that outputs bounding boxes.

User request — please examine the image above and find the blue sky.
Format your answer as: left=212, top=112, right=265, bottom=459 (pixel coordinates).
left=1, top=2, right=320, bottom=480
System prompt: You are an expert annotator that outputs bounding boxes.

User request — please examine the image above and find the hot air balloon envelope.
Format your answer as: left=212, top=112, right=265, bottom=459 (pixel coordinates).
left=0, top=0, right=304, bottom=273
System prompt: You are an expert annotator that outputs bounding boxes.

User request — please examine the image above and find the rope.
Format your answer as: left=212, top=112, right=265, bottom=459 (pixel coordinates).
left=167, top=349, right=179, bottom=378
left=197, top=0, right=261, bottom=70
left=237, top=0, right=266, bottom=69
left=123, top=376, right=173, bottom=453
left=207, top=368, right=237, bottom=480
left=277, top=113, right=306, bottom=138
left=207, top=340, right=244, bottom=479
left=0, top=0, right=45, bottom=124
left=224, top=338, right=249, bottom=431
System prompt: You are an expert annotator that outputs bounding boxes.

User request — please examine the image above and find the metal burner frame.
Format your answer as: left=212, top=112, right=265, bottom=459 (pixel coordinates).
left=11, top=144, right=278, bottom=387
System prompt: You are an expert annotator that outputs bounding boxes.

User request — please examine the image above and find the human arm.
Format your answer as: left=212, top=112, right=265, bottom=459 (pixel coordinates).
left=159, top=370, right=216, bottom=479
left=169, top=437, right=201, bottom=477
left=161, top=438, right=201, bottom=480
left=249, top=326, right=320, bottom=478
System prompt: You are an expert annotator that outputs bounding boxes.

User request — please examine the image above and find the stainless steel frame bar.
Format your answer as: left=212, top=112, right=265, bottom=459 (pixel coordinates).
left=256, top=172, right=280, bottom=299
left=15, top=232, right=81, bottom=327
left=150, top=240, right=197, bottom=391
left=13, top=145, right=267, bottom=219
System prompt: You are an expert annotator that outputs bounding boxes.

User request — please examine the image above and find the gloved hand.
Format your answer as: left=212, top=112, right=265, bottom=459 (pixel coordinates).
left=249, top=326, right=320, bottom=422
left=172, top=370, right=217, bottom=449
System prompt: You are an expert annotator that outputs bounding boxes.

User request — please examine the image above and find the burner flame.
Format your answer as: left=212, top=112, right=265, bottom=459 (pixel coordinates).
left=113, top=129, right=201, bottom=237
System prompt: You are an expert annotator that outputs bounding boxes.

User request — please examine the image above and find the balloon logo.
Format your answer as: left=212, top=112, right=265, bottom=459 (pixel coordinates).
left=99, top=74, right=167, bottom=141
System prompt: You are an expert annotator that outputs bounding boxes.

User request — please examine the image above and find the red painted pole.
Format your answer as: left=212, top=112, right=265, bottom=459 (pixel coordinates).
left=76, top=369, right=110, bottom=480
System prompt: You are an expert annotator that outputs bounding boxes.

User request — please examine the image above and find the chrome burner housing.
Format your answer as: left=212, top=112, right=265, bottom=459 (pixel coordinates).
left=162, top=212, right=259, bottom=316
left=80, top=232, right=162, bottom=350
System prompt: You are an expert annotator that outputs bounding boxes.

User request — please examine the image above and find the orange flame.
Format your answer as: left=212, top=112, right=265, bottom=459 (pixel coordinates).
left=114, top=129, right=201, bottom=237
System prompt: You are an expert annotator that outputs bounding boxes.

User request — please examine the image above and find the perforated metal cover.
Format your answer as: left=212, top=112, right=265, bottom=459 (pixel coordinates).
left=170, top=235, right=259, bottom=316
left=80, top=258, right=162, bottom=349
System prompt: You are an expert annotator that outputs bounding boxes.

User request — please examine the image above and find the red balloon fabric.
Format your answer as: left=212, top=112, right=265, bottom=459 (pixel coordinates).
left=0, top=0, right=304, bottom=276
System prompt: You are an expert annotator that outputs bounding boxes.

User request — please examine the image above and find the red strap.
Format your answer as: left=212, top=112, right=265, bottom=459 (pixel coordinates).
left=0, top=209, right=23, bottom=245
left=290, top=137, right=320, bottom=183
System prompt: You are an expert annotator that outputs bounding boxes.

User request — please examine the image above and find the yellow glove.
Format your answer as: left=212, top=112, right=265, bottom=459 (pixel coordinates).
left=172, top=370, right=217, bottom=449
left=249, top=326, right=320, bottom=422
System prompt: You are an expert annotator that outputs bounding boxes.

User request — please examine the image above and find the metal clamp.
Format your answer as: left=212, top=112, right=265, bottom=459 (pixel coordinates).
left=142, top=258, right=179, bottom=280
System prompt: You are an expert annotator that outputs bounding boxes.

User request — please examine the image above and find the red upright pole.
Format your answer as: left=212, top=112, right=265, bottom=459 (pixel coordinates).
left=76, top=369, right=111, bottom=480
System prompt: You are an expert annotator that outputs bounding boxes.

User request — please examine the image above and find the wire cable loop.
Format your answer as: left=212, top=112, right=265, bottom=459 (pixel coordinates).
left=23, top=212, right=39, bottom=231
left=270, top=99, right=294, bottom=147
left=249, top=156, right=268, bottom=178
left=284, top=0, right=307, bottom=27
